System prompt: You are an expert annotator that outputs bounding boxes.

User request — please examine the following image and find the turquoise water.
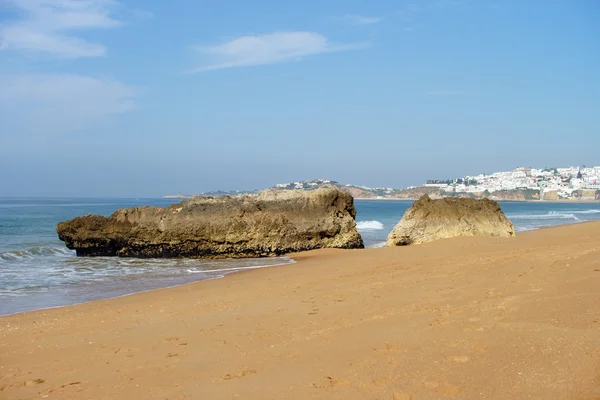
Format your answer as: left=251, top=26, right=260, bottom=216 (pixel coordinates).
left=1, top=198, right=600, bottom=315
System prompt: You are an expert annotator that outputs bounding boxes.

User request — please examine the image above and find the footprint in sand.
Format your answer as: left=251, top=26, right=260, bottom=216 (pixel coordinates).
left=43, top=381, right=81, bottom=394
left=311, top=376, right=348, bottom=389
left=373, top=343, right=403, bottom=353
left=220, top=370, right=257, bottom=381
left=22, top=379, right=45, bottom=386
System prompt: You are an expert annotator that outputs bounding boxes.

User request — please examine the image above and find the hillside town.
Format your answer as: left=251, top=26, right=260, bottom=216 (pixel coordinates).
left=424, top=166, right=600, bottom=197
left=271, top=166, right=600, bottom=201
left=165, top=166, right=600, bottom=202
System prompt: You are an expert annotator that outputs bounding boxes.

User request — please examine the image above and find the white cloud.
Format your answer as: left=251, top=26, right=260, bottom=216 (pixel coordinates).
left=0, top=0, right=121, bottom=58
left=336, top=14, right=383, bottom=25
left=0, top=74, right=140, bottom=132
left=189, top=31, right=365, bottom=72
left=1, top=25, right=106, bottom=57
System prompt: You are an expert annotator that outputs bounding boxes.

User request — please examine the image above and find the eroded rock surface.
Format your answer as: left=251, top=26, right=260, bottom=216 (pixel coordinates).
left=57, top=189, right=363, bottom=258
left=386, top=195, right=515, bottom=246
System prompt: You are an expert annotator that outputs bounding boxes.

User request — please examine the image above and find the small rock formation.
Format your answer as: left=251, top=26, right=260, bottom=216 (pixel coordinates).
left=386, top=195, right=515, bottom=246
left=57, top=189, right=364, bottom=258
left=572, top=189, right=598, bottom=201
left=542, top=190, right=561, bottom=201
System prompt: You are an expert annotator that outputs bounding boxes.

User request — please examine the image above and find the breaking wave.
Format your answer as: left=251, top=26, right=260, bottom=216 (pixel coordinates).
left=186, top=259, right=295, bottom=274
left=356, top=220, right=385, bottom=231
left=507, top=211, right=580, bottom=221
left=0, top=246, right=74, bottom=262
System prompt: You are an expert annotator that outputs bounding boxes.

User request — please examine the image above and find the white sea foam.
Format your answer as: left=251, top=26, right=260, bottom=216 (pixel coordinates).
left=367, top=241, right=387, bottom=248
left=515, top=225, right=539, bottom=232
left=0, top=246, right=74, bottom=262
left=0, top=252, right=296, bottom=315
left=571, top=209, right=600, bottom=214
left=186, top=259, right=295, bottom=274
left=356, top=220, right=384, bottom=231
left=507, top=212, right=580, bottom=220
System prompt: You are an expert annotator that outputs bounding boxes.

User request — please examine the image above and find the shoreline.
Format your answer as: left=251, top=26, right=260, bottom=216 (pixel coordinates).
left=2, top=219, right=598, bottom=317
left=2, top=222, right=600, bottom=398
left=0, top=258, right=296, bottom=318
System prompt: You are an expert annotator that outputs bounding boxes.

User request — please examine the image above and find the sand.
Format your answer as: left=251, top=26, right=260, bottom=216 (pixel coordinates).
left=1, top=222, right=600, bottom=400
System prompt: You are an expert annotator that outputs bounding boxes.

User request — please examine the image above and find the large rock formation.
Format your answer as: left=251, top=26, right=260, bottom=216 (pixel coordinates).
left=57, top=189, right=364, bottom=258
left=386, top=195, right=515, bottom=246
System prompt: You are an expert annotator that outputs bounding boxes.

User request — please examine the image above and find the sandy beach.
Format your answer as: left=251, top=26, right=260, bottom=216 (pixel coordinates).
left=1, top=222, right=600, bottom=399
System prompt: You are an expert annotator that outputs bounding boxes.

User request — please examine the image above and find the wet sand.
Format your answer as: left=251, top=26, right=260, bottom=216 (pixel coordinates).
left=1, top=222, right=600, bottom=399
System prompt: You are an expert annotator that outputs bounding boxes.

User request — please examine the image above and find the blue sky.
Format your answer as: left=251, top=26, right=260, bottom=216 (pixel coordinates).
left=1, top=0, right=598, bottom=197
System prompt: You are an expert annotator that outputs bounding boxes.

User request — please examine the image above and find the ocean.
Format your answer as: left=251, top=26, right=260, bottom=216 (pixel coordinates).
left=1, top=197, right=600, bottom=316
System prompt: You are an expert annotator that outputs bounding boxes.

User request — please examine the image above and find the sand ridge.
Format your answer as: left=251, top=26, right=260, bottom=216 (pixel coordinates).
left=1, top=222, right=600, bottom=399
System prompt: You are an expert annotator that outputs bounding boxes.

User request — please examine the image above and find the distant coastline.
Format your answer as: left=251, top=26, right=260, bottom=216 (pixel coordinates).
left=163, top=192, right=600, bottom=203
left=353, top=197, right=600, bottom=203
left=163, top=167, right=600, bottom=202
left=163, top=184, right=600, bottom=203
left=163, top=193, right=600, bottom=203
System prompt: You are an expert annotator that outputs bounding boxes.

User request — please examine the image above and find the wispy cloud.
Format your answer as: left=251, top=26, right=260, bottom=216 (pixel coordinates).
left=0, top=74, right=140, bottom=133
left=334, top=14, right=384, bottom=25
left=0, top=0, right=121, bottom=58
left=189, top=31, right=366, bottom=73
left=427, top=90, right=466, bottom=95
left=0, top=1, right=142, bottom=132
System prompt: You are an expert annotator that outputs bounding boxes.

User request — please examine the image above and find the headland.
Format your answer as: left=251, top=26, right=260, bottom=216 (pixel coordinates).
left=164, top=164, right=600, bottom=203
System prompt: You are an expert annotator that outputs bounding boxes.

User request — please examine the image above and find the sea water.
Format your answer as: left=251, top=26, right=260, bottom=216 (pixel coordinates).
left=0, top=198, right=294, bottom=315
left=1, top=198, right=600, bottom=315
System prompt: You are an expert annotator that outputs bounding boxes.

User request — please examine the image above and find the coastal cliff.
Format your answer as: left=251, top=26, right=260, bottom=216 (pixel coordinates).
left=57, top=188, right=364, bottom=258
left=164, top=179, right=600, bottom=203
left=386, top=195, right=515, bottom=246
